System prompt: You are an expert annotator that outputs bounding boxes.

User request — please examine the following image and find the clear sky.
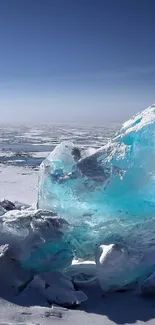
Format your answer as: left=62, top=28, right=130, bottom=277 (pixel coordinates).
left=0, top=0, right=155, bottom=124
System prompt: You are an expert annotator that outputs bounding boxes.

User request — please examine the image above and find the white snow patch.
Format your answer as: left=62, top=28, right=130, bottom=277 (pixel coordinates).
left=0, top=165, right=38, bottom=204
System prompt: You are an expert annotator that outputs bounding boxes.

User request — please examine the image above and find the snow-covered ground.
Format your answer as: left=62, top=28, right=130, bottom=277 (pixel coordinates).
left=0, top=165, right=38, bottom=204
left=0, top=278, right=155, bottom=325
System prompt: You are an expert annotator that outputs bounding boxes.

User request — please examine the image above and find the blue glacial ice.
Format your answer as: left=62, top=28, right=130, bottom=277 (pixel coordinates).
left=38, top=104, right=155, bottom=287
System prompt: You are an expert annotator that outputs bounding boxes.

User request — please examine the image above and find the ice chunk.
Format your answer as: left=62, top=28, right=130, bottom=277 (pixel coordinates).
left=0, top=242, right=87, bottom=306
left=0, top=209, right=73, bottom=274
left=38, top=104, right=155, bottom=218
left=95, top=244, right=142, bottom=291
left=38, top=104, right=155, bottom=285
left=38, top=105, right=155, bottom=245
left=65, top=244, right=155, bottom=292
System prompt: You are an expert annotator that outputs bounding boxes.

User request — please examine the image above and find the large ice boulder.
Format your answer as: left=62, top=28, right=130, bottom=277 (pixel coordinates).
left=38, top=104, right=155, bottom=218
left=38, top=105, right=155, bottom=256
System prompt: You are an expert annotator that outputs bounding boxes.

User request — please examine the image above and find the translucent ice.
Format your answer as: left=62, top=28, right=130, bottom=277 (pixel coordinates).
left=38, top=104, right=155, bottom=279
left=0, top=209, right=73, bottom=274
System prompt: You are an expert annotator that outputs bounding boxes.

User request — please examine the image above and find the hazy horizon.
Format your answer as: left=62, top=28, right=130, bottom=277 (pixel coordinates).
left=0, top=0, right=155, bottom=124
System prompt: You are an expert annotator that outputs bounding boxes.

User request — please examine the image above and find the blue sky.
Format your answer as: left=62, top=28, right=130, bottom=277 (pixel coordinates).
left=0, top=0, right=155, bottom=124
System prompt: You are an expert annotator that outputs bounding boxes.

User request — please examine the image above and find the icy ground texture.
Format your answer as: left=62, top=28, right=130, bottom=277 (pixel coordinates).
left=38, top=105, right=155, bottom=280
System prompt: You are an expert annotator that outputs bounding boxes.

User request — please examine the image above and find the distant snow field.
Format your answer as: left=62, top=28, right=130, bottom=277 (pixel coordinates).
left=0, top=124, right=118, bottom=204
left=0, top=165, right=38, bottom=204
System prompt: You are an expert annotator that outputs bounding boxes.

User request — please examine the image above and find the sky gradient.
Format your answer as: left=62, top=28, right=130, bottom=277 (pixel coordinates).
left=0, top=0, right=155, bottom=124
